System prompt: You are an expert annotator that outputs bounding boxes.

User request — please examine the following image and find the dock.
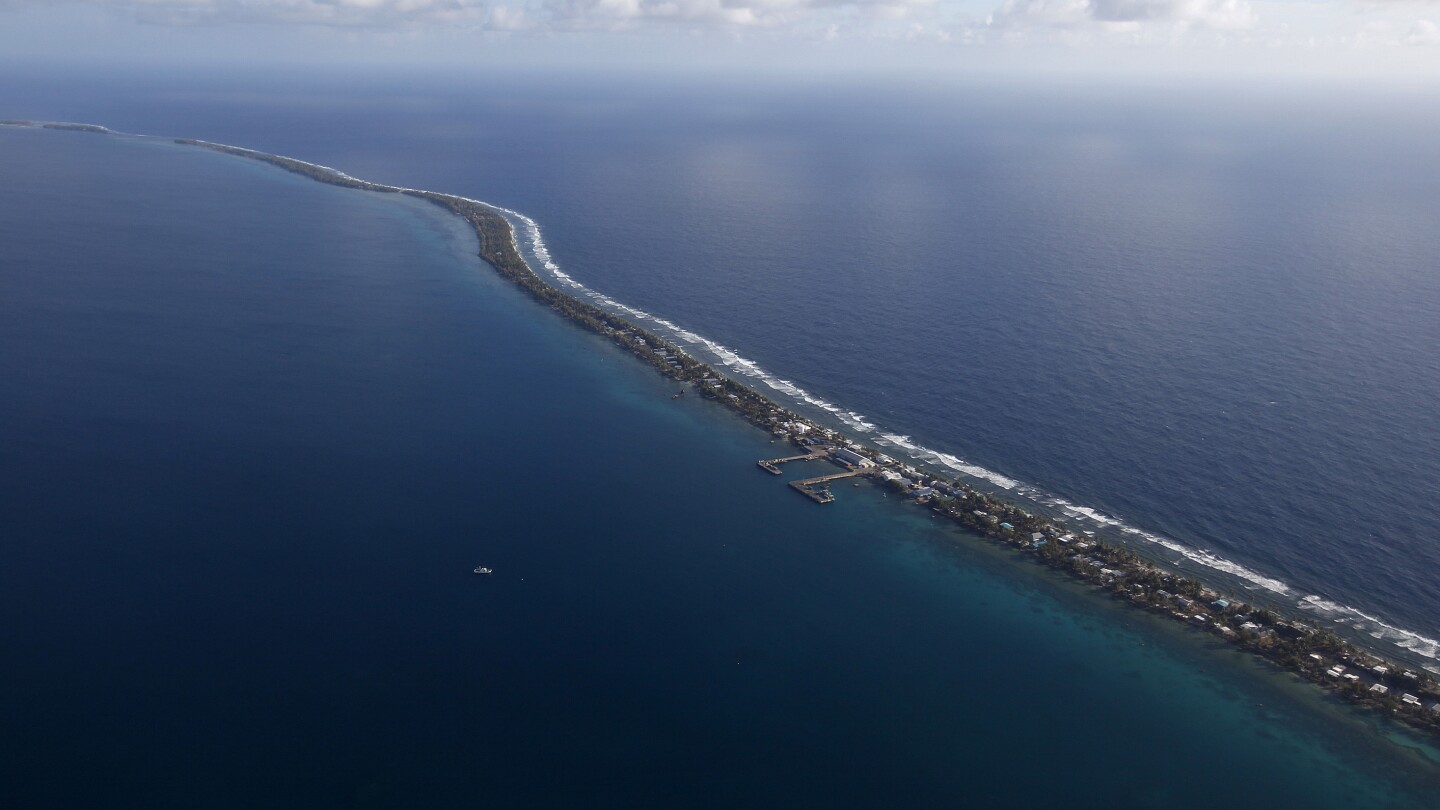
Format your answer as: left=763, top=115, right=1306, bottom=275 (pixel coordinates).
left=789, top=470, right=864, bottom=504
left=757, top=450, right=826, bottom=475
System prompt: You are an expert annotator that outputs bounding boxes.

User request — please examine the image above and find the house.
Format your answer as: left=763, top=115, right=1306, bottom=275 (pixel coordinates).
left=911, top=487, right=935, bottom=500
left=1369, top=684, right=1389, bottom=695
left=999, top=522, right=1014, bottom=530
left=1401, top=694, right=1422, bottom=706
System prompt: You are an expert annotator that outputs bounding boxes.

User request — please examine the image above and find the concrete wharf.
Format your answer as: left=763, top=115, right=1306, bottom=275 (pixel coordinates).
left=757, top=450, right=826, bottom=475
left=789, top=469, right=865, bottom=504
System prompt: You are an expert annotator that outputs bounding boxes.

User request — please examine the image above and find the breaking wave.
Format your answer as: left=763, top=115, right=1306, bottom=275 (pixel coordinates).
left=490, top=204, right=1440, bottom=672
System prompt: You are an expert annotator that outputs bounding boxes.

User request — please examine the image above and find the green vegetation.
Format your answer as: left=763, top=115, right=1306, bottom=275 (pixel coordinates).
left=175, top=140, right=394, bottom=192
left=914, top=477, right=1440, bottom=735
left=42, top=123, right=109, bottom=133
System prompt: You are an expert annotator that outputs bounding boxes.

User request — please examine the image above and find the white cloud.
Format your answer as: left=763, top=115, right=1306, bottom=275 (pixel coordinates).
left=987, top=0, right=1256, bottom=33
left=533, top=0, right=933, bottom=30
left=2, top=0, right=491, bottom=28
left=1356, top=17, right=1440, bottom=47
left=1407, top=18, right=1440, bottom=45
left=2, top=0, right=940, bottom=30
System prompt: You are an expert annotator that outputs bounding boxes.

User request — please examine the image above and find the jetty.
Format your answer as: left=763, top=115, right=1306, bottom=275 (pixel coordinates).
left=789, top=470, right=864, bottom=503
left=757, top=449, right=826, bottom=474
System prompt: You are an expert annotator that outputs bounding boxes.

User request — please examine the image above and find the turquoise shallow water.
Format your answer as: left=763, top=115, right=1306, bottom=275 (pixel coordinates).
left=2, top=127, right=1440, bottom=807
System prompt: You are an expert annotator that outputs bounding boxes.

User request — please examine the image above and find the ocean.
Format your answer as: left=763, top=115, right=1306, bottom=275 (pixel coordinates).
left=3, top=70, right=1440, bottom=805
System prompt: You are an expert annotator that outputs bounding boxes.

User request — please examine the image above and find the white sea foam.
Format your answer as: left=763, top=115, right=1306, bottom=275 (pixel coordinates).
left=490, top=208, right=897, bottom=437
left=1300, top=595, right=1440, bottom=669
left=487, top=209, right=1440, bottom=665
left=144, top=129, right=1440, bottom=669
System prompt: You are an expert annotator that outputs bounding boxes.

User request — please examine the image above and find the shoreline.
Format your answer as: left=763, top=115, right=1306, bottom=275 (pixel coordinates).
left=9, top=118, right=1439, bottom=742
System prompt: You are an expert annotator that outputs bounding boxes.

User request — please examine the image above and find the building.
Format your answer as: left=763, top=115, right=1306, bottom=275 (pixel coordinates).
left=830, top=448, right=874, bottom=468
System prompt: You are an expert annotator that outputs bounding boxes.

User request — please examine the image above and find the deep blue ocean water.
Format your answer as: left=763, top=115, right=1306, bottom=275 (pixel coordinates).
left=19, top=70, right=1432, bottom=660
left=4, top=72, right=1440, bottom=805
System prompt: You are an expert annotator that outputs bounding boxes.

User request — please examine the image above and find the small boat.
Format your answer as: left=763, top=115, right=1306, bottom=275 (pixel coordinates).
left=474, top=566, right=493, bottom=575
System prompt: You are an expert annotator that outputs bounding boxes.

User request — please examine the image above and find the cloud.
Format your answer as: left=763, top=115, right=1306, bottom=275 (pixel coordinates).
left=533, top=0, right=934, bottom=30
left=1407, top=19, right=1440, bottom=45
left=1357, top=17, right=1440, bottom=47
left=3, top=0, right=938, bottom=30
left=3, top=0, right=491, bottom=28
left=987, top=0, right=1256, bottom=33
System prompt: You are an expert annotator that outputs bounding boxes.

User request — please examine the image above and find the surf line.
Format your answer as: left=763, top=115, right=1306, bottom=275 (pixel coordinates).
left=16, top=119, right=1438, bottom=735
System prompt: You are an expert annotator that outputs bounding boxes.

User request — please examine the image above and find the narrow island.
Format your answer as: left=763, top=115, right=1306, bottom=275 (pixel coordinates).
left=175, top=134, right=1440, bottom=741
left=22, top=122, right=1439, bottom=740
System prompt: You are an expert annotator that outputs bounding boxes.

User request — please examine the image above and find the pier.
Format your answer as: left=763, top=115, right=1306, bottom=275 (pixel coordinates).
left=757, top=450, right=826, bottom=475
left=789, top=470, right=865, bottom=504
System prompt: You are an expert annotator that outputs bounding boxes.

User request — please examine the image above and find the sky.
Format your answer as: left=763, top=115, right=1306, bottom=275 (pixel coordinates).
left=2, top=0, right=1439, bottom=79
